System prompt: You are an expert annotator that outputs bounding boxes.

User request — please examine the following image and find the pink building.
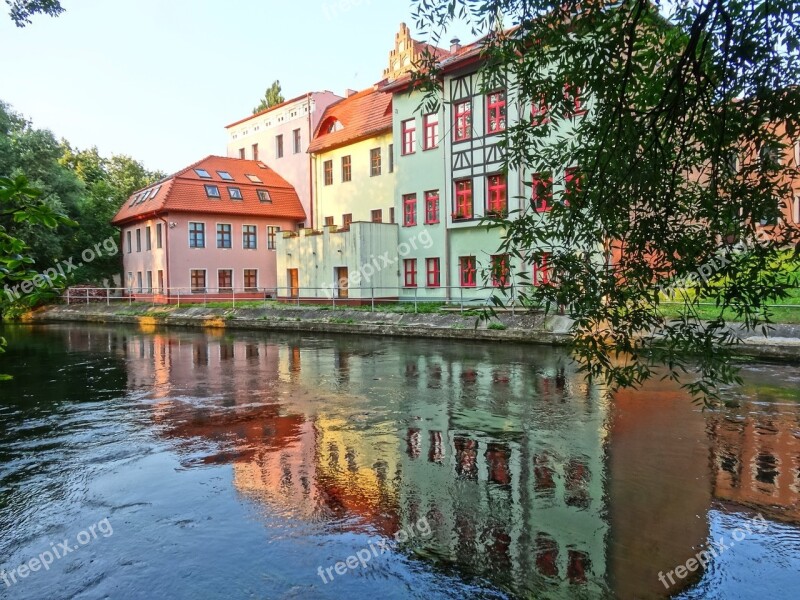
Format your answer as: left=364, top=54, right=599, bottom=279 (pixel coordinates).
left=111, top=156, right=305, bottom=301
left=224, top=91, right=343, bottom=228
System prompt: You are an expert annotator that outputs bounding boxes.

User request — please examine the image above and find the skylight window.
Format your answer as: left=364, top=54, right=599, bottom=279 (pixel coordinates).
left=205, top=184, right=221, bottom=198
left=217, top=171, right=234, bottom=181
left=228, top=187, right=243, bottom=200
left=195, top=169, right=212, bottom=179
left=257, top=189, right=272, bottom=203
left=246, top=174, right=262, bottom=183
left=140, top=190, right=151, bottom=202
left=150, top=185, right=161, bottom=199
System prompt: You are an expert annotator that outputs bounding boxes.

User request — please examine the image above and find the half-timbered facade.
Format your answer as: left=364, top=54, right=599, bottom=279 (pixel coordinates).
left=388, top=36, right=588, bottom=302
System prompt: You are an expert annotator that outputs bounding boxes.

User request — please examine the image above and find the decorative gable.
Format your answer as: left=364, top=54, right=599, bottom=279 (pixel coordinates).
left=383, top=23, right=446, bottom=82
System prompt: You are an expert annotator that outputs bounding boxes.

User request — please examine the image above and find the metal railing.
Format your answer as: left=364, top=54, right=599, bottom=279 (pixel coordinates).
left=61, top=284, right=525, bottom=314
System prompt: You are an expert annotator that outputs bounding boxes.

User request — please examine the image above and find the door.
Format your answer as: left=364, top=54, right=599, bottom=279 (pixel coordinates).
left=335, top=267, right=349, bottom=299
left=287, top=269, right=299, bottom=298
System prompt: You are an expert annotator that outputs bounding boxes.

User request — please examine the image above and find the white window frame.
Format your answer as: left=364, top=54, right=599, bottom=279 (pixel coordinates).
left=190, top=268, right=208, bottom=293
left=242, top=224, right=258, bottom=250
left=188, top=221, right=206, bottom=249
left=216, top=222, right=233, bottom=249
left=243, top=268, right=259, bottom=292
left=216, top=268, right=234, bottom=293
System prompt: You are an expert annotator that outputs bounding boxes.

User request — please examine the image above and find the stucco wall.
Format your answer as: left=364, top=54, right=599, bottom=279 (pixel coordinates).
left=225, top=91, right=343, bottom=226
left=120, top=219, right=168, bottom=292
left=276, top=221, right=400, bottom=298
left=393, top=89, right=449, bottom=300
left=122, top=213, right=299, bottom=293
left=312, top=132, right=396, bottom=229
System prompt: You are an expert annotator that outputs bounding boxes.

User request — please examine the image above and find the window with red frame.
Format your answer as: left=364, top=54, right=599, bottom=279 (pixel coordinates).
left=403, top=194, right=417, bottom=226
left=564, top=167, right=581, bottom=206
left=453, top=179, right=473, bottom=220
left=454, top=100, right=472, bottom=141
left=532, top=172, right=553, bottom=212
left=564, top=84, right=586, bottom=116
left=487, top=90, right=507, bottom=134
left=531, top=96, right=549, bottom=126
left=459, top=256, right=477, bottom=287
left=401, top=119, right=416, bottom=155
left=487, top=174, right=507, bottom=215
left=426, top=258, right=440, bottom=287
left=491, top=254, right=510, bottom=287
left=532, top=253, right=551, bottom=286
left=403, top=259, right=418, bottom=287
left=424, top=190, right=439, bottom=224
left=423, top=113, right=439, bottom=149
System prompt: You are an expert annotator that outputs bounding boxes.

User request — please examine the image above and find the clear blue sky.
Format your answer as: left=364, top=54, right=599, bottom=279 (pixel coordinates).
left=0, top=0, right=471, bottom=174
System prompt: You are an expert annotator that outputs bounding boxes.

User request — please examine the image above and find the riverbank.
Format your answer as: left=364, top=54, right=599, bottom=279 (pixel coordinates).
left=24, top=303, right=574, bottom=344
left=17, top=303, right=800, bottom=360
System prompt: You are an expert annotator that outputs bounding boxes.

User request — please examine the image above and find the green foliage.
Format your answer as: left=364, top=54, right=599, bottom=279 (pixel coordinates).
left=0, top=100, right=163, bottom=285
left=488, top=322, right=508, bottom=330
left=5, top=0, right=63, bottom=27
left=0, top=174, right=71, bottom=377
left=59, top=143, right=164, bottom=282
left=253, top=80, right=285, bottom=114
left=412, top=0, right=800, bottom=403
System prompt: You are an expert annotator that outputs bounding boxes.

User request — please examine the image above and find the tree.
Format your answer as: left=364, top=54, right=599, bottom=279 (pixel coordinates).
left=5, top=0, right=63, bottom=27
left=59, top=144, right=165, bottom=282
left=1, top=174, right=73, bottom=379
left=0, top=101, right=83, bottom=269
left=412, top=0, right=800, bottom=403
left=252, top=80, right=285, bottom=114
left=1, top=101, right=163, bottom=284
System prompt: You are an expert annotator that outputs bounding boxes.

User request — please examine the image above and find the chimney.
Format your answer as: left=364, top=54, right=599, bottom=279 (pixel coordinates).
left=450, top=37, right=461, bottom=53
left=346, top=89, right=358, bottom=97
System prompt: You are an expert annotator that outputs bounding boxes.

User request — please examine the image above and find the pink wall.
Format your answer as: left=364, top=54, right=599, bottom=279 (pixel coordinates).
left=121, top=212, right=299, bottom=294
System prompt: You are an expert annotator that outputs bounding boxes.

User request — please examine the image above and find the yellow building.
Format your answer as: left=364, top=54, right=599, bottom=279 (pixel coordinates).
left=308, top=87, right=396, bottom=229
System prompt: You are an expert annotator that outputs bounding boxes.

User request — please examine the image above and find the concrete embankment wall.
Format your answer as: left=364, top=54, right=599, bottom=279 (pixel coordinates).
left=19, top=305, right=800, bottom=360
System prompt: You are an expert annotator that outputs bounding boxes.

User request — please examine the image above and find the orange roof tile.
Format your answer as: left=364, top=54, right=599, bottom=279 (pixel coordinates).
left=111, top=156, right=306, bottom=226
left=307, top=87, right=393, bottom=154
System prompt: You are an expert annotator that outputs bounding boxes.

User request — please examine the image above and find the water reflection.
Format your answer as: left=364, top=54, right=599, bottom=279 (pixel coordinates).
left=2, top=323, right=799, bottom=599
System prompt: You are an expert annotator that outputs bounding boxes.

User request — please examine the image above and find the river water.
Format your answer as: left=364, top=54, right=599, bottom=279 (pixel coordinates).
left=0, top=323, right=798, bottom=599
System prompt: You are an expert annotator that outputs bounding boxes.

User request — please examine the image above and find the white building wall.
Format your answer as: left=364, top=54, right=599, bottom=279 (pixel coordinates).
left=225, top=91, right=343, bottom=226
left=276, top=222, right=400, bottom=299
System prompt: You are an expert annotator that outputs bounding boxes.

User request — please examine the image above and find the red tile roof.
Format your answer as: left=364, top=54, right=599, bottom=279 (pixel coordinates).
left=307, top=87, right=393, bottom=154
left=111, top=155, right=306, bottom=226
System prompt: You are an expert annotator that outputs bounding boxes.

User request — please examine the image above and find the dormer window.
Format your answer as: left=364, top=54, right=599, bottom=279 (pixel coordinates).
left=228, top=187, right=243, bottom=200
left=257, top=189, right=272, bottom=203
left=205, top=184, right=221, bottom=198
left=326, top=119, right=344, bottom=134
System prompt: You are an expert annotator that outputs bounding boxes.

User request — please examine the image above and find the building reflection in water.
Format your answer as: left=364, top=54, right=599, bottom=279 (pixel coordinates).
left=53, top=323, right=800, bottom=599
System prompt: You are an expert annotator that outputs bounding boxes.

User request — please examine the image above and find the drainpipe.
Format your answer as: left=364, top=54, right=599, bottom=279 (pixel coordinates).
left=119, top=228, right=125, bottom=290
left=442, top=85, right=452, bottom=302
left=312, top=153, right=319, bottom=230
left=306, top=93, right=314, bottom=229
left=158, top=215, right=170, bottom=300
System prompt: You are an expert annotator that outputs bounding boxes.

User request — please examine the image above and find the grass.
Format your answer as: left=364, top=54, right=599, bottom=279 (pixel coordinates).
left=487, top=322, right=508, bottom=331
left=658, top=288, right=800, bottom=324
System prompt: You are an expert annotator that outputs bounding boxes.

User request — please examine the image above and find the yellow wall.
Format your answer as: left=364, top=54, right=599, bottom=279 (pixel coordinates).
left=313, top=132, right=396, bottom=229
